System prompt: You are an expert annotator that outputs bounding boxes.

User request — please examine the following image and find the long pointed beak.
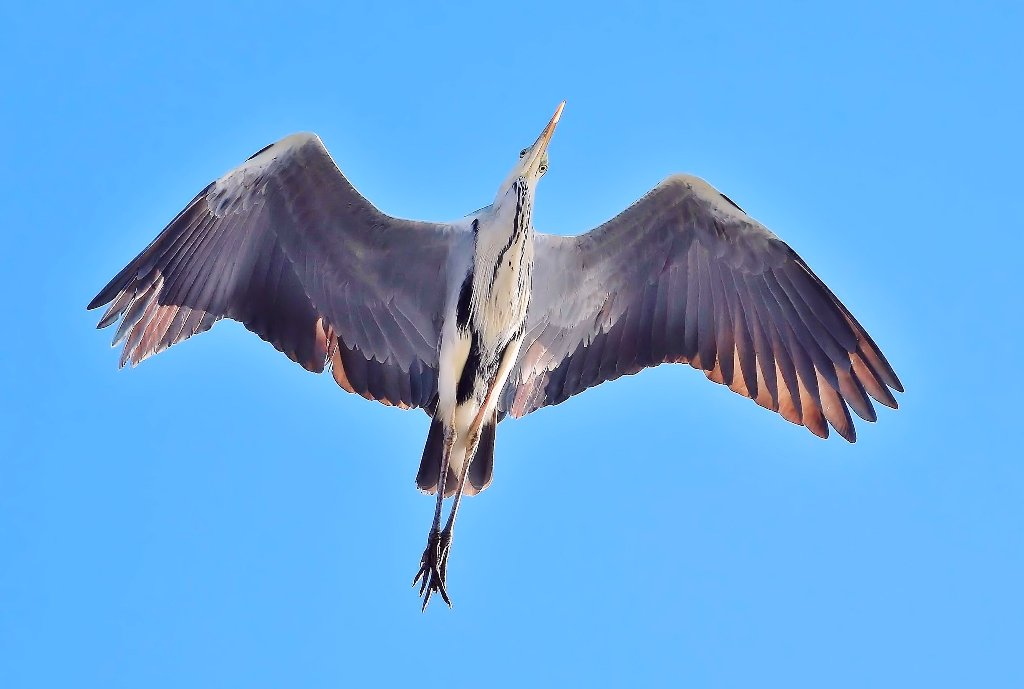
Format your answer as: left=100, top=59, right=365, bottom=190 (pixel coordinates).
left=522, top=101, right=565, bottom=171
left=498, top=102, right=566, bottom=198
left=533, top=101, right=565, bottom=153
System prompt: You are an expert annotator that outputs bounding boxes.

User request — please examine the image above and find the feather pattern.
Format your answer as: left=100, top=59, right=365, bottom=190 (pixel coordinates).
left=89, top=133, right=468, bottom=410
left=504, top=174, right=902, bottom=442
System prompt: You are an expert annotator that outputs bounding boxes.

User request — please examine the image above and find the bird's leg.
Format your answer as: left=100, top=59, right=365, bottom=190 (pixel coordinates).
left=433, top=380, right=505, bottom=598
left=413, top=421, right=457, bottom=609
left=416, top=341, right=519, bottom=610
left=429, top=425, right=454, bottom=538
left=434, top=428, right=480, bottom=584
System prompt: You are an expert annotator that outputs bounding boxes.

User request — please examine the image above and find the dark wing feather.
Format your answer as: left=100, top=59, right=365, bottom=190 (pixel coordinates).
left=503, top=174, right=902, bottom=441
left=89, top=133, right=464, bottom=410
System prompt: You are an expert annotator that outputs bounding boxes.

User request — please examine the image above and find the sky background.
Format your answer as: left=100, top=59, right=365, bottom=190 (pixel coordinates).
left=2, top=1, right=1022, bottom=687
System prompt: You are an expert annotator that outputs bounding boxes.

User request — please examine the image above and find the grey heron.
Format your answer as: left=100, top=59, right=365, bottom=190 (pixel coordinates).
left=88, top=102, right=903, bottom=609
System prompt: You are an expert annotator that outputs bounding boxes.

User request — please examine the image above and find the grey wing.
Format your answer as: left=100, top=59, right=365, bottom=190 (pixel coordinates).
left=89, top=133, right=467, bottom=410
left=502, top=174, right=903, bottom=441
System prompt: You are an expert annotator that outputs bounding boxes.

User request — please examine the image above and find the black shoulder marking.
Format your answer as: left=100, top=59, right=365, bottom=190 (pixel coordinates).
left=246, top=142, right=276, bottom=161
left=472, top=218, right=479, bottom=234
left=457, top=331, right=482, bottom=405
left=456, top=271, right=473, bottom=331
left=491, top=191, right=527, bottom=285
left=719, top=192, right=744, bottom=212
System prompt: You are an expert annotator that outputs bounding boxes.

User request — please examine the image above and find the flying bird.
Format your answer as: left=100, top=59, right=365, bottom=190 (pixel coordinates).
left=88, top=102, right=903, bottom=609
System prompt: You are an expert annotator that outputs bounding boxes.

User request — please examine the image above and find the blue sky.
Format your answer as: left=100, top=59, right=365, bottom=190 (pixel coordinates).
left=2, top=1, right=1022, bottom=686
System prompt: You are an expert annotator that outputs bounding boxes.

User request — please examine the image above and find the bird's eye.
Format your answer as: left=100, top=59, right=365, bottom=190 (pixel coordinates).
left=519, top=148, right=528, bottom=158
left=539, top=163, right=548, bottom=174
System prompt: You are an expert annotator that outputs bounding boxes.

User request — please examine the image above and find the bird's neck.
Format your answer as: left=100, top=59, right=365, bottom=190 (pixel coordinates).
left=476, top=178, right=535, bottom=270
left=468, top=178, right=535, bottom=336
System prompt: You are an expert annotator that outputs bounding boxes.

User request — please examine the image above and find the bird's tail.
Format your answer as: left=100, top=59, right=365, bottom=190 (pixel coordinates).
left=416, top=413, right=496, bottom=497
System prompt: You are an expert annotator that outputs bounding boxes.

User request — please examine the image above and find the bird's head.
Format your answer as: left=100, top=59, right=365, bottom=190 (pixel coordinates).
left=495, top=101, right=565, bottom=202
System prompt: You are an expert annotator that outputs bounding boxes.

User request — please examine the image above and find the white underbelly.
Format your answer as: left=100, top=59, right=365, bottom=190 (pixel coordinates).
left=437, top=323, right=471, bottom=415
left=435, top=232, right=532, bottom=463
left=443, top=334, right=524, bottom=481
left=476, top=244, right=532, bottom=346
left=430, top=216, right=535, bottom=480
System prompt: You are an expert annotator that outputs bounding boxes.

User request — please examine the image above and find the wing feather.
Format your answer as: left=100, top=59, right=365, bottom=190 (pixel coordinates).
left=89, top=133, right=463, bottom=410
left=507, top=174, right=902, bottom=441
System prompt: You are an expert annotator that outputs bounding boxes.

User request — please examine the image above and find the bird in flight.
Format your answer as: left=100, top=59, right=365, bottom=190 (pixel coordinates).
left=88, top=102, right=902, bottom=609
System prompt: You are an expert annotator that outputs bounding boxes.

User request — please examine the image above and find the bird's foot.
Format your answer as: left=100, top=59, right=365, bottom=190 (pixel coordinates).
left=412, top=527, right=453, bottom=610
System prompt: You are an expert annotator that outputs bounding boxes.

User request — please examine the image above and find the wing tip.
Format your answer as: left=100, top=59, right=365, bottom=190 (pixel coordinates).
left=88, top=278, right=127, bottom=312
left=837, top=424, right=857, bottom=443
left=878, top=395, right=900, bottom=411
left=245, top=132, right=321, bottom=162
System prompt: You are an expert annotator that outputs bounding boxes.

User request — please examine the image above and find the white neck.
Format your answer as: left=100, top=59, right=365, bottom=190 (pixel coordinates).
left=469, top=177, right=535, bottom=343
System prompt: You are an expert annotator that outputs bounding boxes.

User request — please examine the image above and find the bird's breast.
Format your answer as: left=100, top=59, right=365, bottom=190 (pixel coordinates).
left=471, top=229, right=533, bottom=352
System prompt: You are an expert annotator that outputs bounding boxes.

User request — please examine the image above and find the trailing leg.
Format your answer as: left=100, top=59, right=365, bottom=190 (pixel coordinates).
left=413, top=419, right=457, bottom=609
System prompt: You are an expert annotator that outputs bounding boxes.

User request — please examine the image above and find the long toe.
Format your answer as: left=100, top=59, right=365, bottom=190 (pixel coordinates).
left=413, top=547, right=434, bottom=590
left=417, top=566, right=450, bottom=611
left=413, top=530, right=452, bottom=610
left=437, top=530, right=453, bottom=583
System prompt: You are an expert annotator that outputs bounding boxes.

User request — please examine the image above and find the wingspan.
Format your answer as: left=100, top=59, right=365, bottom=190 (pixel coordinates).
left=504, top=174, right=902, bottom=441
left=89, top=133, right=468, bottom=410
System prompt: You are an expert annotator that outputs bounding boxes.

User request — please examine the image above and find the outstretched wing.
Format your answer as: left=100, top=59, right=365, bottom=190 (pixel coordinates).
left=503, top=174, right=902, bottom=441
left=89, top=133, right=466, bottom=410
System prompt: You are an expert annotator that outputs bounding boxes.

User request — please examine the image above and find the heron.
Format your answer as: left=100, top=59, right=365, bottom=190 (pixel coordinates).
left=88, top=102, right=903, bottom=609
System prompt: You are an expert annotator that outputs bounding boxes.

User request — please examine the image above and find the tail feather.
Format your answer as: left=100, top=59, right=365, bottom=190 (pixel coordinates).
left=416, top=418, right=450, bottom=494
left=465, top=410, right=496, bottom=496
left=415, top=413, right=497, bottom=496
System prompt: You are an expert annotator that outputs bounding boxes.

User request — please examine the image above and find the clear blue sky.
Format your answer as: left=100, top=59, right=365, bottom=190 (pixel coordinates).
left=2, top=1, right=1022, bottom=687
